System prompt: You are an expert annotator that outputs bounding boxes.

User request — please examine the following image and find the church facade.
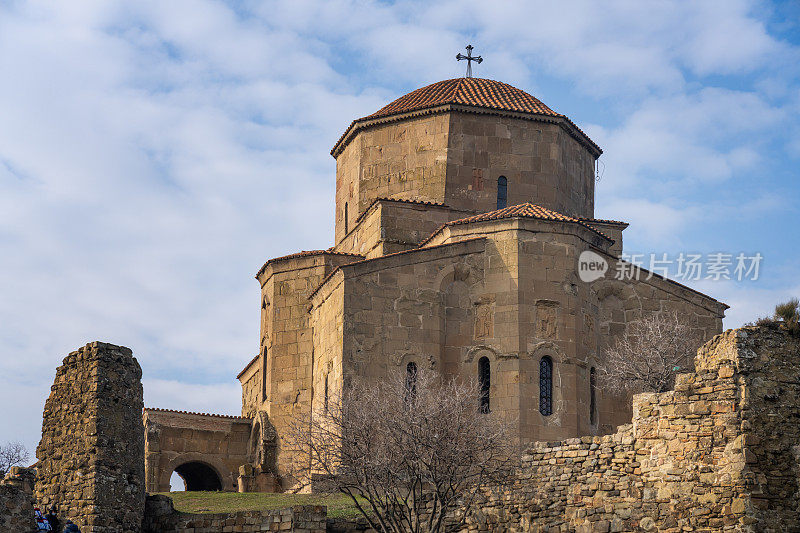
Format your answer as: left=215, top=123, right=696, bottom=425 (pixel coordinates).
left=144, top=77, right=727, bottom=493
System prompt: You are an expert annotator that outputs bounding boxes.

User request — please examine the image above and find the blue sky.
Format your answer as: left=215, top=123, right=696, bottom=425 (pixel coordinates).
left=1, top=0, right=798, bottom=454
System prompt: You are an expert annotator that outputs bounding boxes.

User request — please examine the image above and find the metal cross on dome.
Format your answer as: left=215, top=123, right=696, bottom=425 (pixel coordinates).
left=456, top=45, right=483, bottom=78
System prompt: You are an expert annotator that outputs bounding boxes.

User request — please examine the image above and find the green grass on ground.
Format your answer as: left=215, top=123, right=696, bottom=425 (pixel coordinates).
left=157, top=491, right=365, bottom=519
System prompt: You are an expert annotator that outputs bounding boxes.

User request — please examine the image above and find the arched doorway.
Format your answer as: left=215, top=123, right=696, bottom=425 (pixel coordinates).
left=171, top=461, right=223, bottom=491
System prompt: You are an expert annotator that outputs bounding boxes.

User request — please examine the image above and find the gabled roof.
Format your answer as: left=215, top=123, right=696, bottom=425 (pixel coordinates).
left=367, top=78, right=559, bottom=120
left=255, top=249, right=363, bottom=280
left=578, top=216, right=629, bottom=228
left=420, top=202, right=613, bottom=246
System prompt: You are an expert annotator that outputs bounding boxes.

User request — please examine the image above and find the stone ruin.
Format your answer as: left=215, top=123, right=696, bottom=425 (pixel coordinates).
left=467, top=325, right=800, bottom=532
left=34, top=341, right=145, bottom=533
left=2, top=325, right=800, bottom=532
left=1, top=467, right=36, bottom=531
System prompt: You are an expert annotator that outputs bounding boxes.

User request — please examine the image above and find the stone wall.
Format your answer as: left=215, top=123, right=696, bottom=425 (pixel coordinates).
left=424, top=217, right=725, bottom=442
left=143, top=408, right=252, bottom=493
left=334, top=114, right=450, bottom=244
left=3, top=466, right=36, bottom=494
left=334, top=198, right=460, bottom=259
left=309, top=238, right=491, bottom=413
left=143, top=495, right=326, bottom=533
left=251, top=251, right=362, bottom=482
left=0, top=478, right=35, bottom=532
left=445, top=113, right=596, bottom=219
left=467, top=326, right=800, bottom=532
left=35, top=341, right=145, bottom=533
left=332, top=109, right=601, bottom=247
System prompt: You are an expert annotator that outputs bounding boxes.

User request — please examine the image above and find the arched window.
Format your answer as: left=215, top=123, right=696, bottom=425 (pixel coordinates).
left=324, top=374, right=329, bottom=414
left=497, top=176, right=508, bottom=210
left=344, top=202, right=349, bottom=234
left=405, top=362, right=418, bottom=402
left=589, top=367, right=597, bottom=426
left=478, top=356, right=491, bottom=413
left=540, top=356, right=553, bottom=416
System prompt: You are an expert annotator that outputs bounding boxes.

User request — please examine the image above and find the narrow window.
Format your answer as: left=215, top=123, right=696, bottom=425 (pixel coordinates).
left=324, top=374, right=329, bottom=414
left=497, top=176, right=508, bottom=210
left=405, top=362, right=418, bottom=402
left=478, top=356, right=491, bottom=413
left=261, top=347, right=268, bottom=402
left=344, top=202, right=349, bottom=234
left=590, top=367, right=597, bottom=426
left=540, top=356, right=553, bottom=416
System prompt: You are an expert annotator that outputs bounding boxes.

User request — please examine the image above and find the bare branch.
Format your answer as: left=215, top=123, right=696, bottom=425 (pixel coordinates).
left=600, top=311, right=702, bottom=395
left=0, top=441, right=30, bottom=475
left=285, top=369, right=516, bottom=533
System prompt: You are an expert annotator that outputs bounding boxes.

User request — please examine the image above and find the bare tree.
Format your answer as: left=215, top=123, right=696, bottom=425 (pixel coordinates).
left=286, top=368, right=516, bottom=533
left=0, top=441, right=30, bottom=475
left=601, top=311, right=702, bottom=395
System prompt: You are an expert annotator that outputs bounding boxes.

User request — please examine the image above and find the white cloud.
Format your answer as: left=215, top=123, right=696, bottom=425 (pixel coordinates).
left=598, top=198, right=701, bottom=250
left=589, top=88, right=786, bottom=193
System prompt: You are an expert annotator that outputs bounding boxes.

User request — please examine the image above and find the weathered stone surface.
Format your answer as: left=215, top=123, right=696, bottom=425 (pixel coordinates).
left=0, top=483, right=35, bottom=532
left=143, top=495, right=327, bottom=533
left=2, top=466, right=36, bottom=494
left=461, top=326, right=800, bottom=532
left=35, top=341, right=145, bottom=533
left=143, top=408, right=254, bottom=493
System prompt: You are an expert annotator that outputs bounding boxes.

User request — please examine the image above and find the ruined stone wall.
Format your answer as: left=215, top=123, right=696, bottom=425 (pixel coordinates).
left=0, top=476, right=35, bottom=532
left=467, top=326, right=800, bottom=532
left=35, top=341, right=144, bottom=533
left=143, top=495, right=326, bottom=533
left=591, top=259, right=727, bottom=432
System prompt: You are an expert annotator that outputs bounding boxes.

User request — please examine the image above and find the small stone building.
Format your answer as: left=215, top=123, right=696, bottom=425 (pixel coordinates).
left=147, top=77, right=727, bottom=491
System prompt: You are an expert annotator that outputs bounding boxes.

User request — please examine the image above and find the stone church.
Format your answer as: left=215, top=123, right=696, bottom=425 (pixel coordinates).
left=142, top=76, right=727, bottom=493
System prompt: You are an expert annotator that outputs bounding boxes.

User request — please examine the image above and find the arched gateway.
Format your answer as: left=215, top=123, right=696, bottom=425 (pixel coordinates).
left=172, top=461, right=223, bottom=491
left=143, top=408, right=252, bottom=492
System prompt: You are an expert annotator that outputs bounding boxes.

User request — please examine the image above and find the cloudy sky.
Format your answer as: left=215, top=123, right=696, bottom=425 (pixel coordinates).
left=1, top=0, right=798, bottom=454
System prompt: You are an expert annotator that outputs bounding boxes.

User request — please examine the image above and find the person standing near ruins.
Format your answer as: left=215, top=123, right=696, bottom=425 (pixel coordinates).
left=62, top=519, right=81, bottom=532
left=44, top=507, right=60, bottom=532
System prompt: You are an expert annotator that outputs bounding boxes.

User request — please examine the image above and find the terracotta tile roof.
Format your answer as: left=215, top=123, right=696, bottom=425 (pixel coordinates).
left=420, top=202, right=612, bottom=246
left=578, top=216, right=629, bottom=228
left=375, top=196, right=448, bottom=207
left=367, top=78, right=559, bottom=119
left=332, top=78, right=601, bottom=157
left=256, top=250, right=363, bottom=280
left=144, top=407, right=250, bottom=420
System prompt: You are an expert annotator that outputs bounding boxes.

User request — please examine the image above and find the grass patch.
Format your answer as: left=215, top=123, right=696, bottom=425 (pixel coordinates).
left=156, top=491, right=365, bottom=519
